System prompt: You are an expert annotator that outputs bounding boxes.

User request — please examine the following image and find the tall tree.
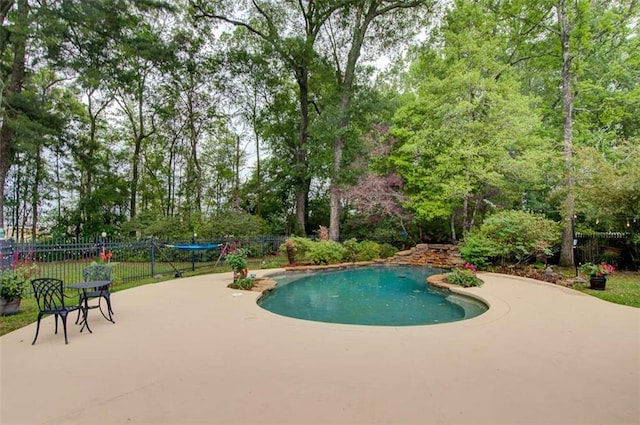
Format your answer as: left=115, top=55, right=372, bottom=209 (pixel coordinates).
left=192, top=0, right=354, bottom=235
left=505, top=0, right=638, bottom=265
left=323, top=0, right=434, bottom=241
left=389, top=0, right=549, bottom=240
left=29, top=0, right=169, bottom=235
left=159, top=23, right=224, bottom=216
left=557, top=0, right=575, bottom=267
left=109, top=9, right=175, bottom=220
left=0, top=0, right=28, bottom=230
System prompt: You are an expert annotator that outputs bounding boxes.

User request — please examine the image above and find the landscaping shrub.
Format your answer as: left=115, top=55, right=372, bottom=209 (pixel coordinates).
left=379, top=243, right=399, bottom=259
left=306, top=240, right=346, bottom=265
left=446, top=268, right=483, bottom=287
left=357, top=240, right=381, bottom=261
left=458, top=232, right=500, bottom=268
left=460, top=210, right=560, bottom=266
left=279, top=237, right=315, bottom=264
left=343, top=238, right=360, bottom=262
left=446, top=264, right=482, bottom=287
left=228, top=276, right=255, bottom=290
left=280, top=237, right=393, bottom=265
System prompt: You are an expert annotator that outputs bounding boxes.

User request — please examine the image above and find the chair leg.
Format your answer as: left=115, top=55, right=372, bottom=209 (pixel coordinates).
left=75, top=295, right=84, bottom=324
left=54, top=314, right=59, bottom=335
left=32, top=314, right=43, bottom=345
left=106, top=295, right=114, bottom=315
left=98, top=296, right=115, bottom=322
left=61, top=312, right=70, bottom=344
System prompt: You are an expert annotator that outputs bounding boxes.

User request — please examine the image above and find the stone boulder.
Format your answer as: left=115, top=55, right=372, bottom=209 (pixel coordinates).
left=388, top=244, right=463, bottom=269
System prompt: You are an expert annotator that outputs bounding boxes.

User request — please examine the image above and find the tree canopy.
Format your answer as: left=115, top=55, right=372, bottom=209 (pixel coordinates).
left=0, top=0, right=637, bottom=261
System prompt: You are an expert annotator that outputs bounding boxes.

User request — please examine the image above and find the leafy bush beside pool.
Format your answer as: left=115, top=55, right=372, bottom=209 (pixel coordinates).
left=280, top=237, right=398, bottom=265
left=460, top=210, right=561, bottom=267
left=446, top=263, right=483, bottom=287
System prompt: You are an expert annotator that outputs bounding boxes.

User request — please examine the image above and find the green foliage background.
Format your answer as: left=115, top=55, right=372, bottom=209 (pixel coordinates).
left=0, top=0, right=637, bottom=268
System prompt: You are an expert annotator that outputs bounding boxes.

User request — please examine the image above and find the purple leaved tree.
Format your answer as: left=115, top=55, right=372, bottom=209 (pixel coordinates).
left=342, top=172, right=414, bottom=244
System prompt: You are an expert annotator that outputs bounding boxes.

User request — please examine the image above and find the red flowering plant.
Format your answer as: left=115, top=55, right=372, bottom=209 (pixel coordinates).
left=464, top=262, right=478, bottom=274
left=446, top=262, right=483, bottom=287
left=97, top=249, right=113, bottom=264
left=84, top=249, right=114, bottom=282
left=580, top=262, right=615, bottom=278
left=0, top=250, right=39, bottom=300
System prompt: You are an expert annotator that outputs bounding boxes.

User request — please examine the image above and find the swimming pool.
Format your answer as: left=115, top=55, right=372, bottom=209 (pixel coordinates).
left=258, top=265, right=487, bottom=326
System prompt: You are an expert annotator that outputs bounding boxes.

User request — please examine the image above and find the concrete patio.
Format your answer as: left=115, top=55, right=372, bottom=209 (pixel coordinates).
left=1, top=270, right=639, bottom=425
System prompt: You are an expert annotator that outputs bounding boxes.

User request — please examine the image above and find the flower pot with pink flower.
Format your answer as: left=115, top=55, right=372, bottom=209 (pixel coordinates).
left=580, top=262, right=615, bottom=290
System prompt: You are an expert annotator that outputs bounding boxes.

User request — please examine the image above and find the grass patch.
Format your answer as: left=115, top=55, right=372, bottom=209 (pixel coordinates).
left=572, top=271, right=640, bottom=308
left=0, top=297, right=39, bottom=337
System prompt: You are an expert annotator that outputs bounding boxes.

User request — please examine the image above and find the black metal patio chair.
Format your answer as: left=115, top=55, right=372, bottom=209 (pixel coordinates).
left=75, top=264, right=114, bottom=323
left=31, top=278, right=81, bottom=345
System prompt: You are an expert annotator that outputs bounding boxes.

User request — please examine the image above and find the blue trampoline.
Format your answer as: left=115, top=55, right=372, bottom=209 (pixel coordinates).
left=155, top=241, right=229, bottom=277
left=165, top=243, right=224, bottom=250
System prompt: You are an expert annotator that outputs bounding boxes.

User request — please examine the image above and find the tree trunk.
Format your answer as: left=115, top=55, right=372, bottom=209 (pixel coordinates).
left=246, top=85, right=262, bottom=217
left=233, top=135, right=241, bottom=211
left=0, top=0, right=27, bottom=231
left=294, top=68, right=311, bottom=235
left=462, top=194, right=470, bottom=232
left=329, top=5, right=371, bottom=242
left=558, top=0, right=575, bottom=267
left=188, top=91, right=202, bottom=213
left=450, top=213, right=457, bottom=244
left=130, top=135, right=141, bottom=220
left=31, top=144, right=42, bottom=240
left=128, top=78, right=151, bottom=221
left=0, top=126, right=10, bottom=229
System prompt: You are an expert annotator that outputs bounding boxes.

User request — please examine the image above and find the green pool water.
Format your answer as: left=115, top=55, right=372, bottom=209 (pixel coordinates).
left=258, top=265, right=487, bottom=326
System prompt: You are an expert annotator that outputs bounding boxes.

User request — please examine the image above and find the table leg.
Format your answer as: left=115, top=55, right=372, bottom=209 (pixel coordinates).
left=78, top=291, right=93, bottom=333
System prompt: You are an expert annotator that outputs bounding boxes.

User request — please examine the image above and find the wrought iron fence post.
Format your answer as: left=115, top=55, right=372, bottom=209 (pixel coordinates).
left=100, top=231, right=106, bottom=257
left=150, top=237, right=155, bottom=277
left=191, top=232, right=196, bottom=272
left=0, top=238, right=14, bottom=270
left=572, top=216, right=578, bottom=277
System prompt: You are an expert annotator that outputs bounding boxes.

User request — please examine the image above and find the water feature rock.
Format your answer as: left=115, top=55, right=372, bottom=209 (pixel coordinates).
left=388, top=244, right=462, bottom=269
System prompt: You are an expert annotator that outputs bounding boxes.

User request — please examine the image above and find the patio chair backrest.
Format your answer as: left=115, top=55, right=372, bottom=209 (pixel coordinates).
left=83, top=265, right=112, bottom=282
left=31, top=278, right=67, bottom=312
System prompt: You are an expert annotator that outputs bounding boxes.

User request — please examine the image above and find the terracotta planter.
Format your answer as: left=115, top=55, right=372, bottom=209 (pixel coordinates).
left=286, top=245, right=296, bottom=265
left=0, top=297, right=21, bottom=316
left=589, top=276, right=607, bottom=290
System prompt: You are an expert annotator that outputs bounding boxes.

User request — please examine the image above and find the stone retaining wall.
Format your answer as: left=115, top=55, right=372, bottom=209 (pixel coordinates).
left=388, top=244, right=466, bottom=269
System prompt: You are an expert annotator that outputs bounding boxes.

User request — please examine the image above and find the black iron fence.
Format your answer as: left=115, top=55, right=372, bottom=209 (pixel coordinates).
left=0, top=235, right=287, bottom=297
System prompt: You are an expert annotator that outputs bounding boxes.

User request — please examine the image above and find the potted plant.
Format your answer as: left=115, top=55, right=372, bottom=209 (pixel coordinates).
left=0, top=251, right=39, bottom=315
left=225, top=248, right=248, bottom=281
left=580, top=262, right=615, bottom=290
